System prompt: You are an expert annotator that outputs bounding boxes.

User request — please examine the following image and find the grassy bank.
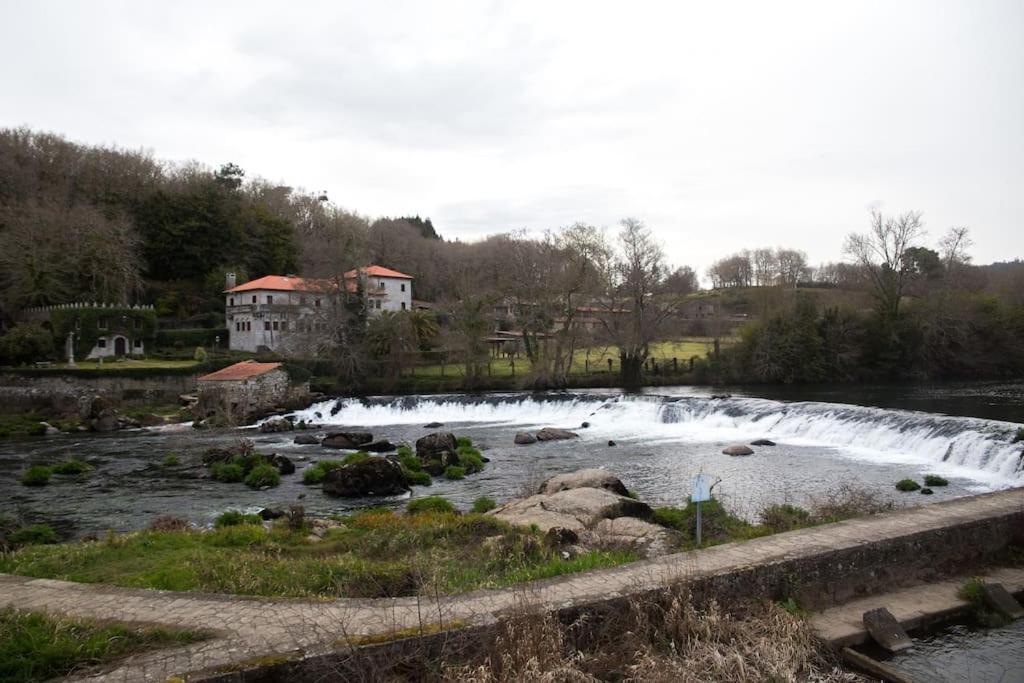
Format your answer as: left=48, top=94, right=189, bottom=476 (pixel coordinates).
left=0, top=510, right=635, bottom=599
left=0, top=608, right=206, bottom=683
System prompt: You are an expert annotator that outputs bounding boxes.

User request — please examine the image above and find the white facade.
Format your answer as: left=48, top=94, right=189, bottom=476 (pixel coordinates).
left=363, top=274, right=413, bottom=314
left=87, top=335, right=145, bottom=359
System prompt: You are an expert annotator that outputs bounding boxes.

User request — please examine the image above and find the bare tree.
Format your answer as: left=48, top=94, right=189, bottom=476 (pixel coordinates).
left=843, top=210, right=926, bottom=319
left=775, top=248, right=810, bottom=287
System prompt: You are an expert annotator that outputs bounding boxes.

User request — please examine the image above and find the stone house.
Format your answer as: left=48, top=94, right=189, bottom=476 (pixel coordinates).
left=196, top=361, right=305, bottom=419
left=223, top=266, right=414, bottom=353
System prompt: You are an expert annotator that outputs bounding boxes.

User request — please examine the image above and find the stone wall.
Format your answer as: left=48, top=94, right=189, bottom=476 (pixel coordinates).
left=0, top=372, right=198, bottom=414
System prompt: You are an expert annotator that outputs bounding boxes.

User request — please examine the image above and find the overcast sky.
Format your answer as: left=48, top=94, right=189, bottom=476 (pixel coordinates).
left=2, top=1, right=1022, bottom=274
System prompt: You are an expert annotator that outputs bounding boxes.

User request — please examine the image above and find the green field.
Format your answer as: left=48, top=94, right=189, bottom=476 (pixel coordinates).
left=30, top=359, right=200, bottom=372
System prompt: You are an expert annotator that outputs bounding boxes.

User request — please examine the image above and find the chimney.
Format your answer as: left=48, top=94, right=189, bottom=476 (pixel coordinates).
left=226, top=272, right=237, bottom=290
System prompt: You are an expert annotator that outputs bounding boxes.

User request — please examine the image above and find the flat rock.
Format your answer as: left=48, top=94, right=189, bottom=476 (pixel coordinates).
left=723, top=444, right=754, bottom=456
left=538, top=468, right=629, bottom=497
left=321, top=431, right=373, bottom=449
left=750, top=439, right=776, bottom=446
left=587, top=517, right=682, bottom=558
left=514, top=432, right=537, bottom=445
left=423, top=422, right=444, bottom=428
left=862, top=607, right=912, bottom=652
left=294, top=434, right=320, bottom=445
left=491, top=487, right=651, bottom=533
left=362, top=439, right=397, bottom=453
left=536, top=427, right=579, bottom=441
left=259, top=417, right=293, bottom=433
left=322, top=457, right=410, bottom=498
left=981, top=583, right=1024, bottom=620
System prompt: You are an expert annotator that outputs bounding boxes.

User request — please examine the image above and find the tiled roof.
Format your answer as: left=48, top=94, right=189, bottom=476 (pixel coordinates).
left=344, top=265, right=414, bottom=280
left=197, top=360, right=282, bottom=381
left=225, top=275, right=335, bottom=294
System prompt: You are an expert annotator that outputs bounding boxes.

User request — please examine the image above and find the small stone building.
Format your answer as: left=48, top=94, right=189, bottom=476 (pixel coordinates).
left=196, top=361, right=303, bottom=419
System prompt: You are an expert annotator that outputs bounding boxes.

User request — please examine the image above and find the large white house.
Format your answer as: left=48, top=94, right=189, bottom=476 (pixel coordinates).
left=224, top=266, right=413, bottom=353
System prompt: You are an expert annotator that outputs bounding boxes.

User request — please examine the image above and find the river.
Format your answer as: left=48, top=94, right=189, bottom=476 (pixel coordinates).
left=1, top=382, right=1022, bottom=536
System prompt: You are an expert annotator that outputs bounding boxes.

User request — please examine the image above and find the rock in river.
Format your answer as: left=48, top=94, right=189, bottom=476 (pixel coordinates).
left=362, top=439, right=397, bottom=453
left=536, top=427, right=579, bottom=441
left=538, top=468, right=629, bottom=497
left=294, top=434, right=320, bottom=445
left=514, top=432, right=537, bottom=445
left=750, top=439, right=776, bottom=446
left=723, top=444, right=754, bottom=456
left=322, top=456, right=410, bottom=497
left=321, top=431, right=373, bottom=449
left=259, top=417, right=293, bottom=433
left=415, top=432, right=460, bottom=474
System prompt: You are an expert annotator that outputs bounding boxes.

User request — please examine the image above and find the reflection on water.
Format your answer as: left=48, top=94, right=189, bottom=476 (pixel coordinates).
left=885, top=620, right=1024, bottom=683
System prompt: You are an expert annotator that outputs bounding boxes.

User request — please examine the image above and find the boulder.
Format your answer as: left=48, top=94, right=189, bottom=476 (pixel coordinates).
left=415, top=432, right=459, bottom=467
left=202, top=447, right=234, bottom=465
left=87, top=395, right=115, bottom=420
left=750, top=439, right=776, bottom=446
left=580, top=421, right=591, bottom=428
left=39, top=422, right=61, bottom=435
left=722, top=444, right=754, bottom=456
left=514, top=432, right=537, bottom=445
left=138, top=414, right=166, bottom=427
left=608, top=440, right=617, bottom=447
left=538, top=468, right=629, bottom=497
left=91, top=415, right=119, bottom=432
left=920, top=487, right=934, bottom=495
left=322, top=457, right=410, bottom=498
left=587, top=518, right=682, bottom=558
left=294, top=434, right=320, bottom=445
left=536, top=427, right=579, bottom=441
left=544, top=527, right=580, bottom=548
left=269, top=454, right=295, bottom=475
left=490, top=487, right=652, bottom=533
left=362, top=439, right=397, bottom=453
left=423, top=422, right=444, bottom=428
left=260, top=418, right=293, bottom=433
left=321, top=432, right=374, bottom=449
left=258, top=507, right=284, bottom=520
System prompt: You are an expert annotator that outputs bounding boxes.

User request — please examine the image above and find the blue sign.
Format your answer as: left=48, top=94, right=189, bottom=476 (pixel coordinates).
left=691, top=473, right=714, bottom=503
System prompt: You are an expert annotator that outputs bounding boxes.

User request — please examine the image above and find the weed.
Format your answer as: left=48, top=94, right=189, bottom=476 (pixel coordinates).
left=20, top=466, right=51, bottom=487
left=8, top=525, right=58, bottom=547
left=407, top=496, right=456, bottom=515
left=162, top=454, right=181, bottom=467
left=215, top=511, right=263, bottom=528
left=244, top=464, right=280, bottom=489
left=149, top=516, right=188, bottom=532
left=210, top=462, right=244, bottom=483
left=402, top=468, right=432, bottom=486
left=342, top=451, right=370, bottom=466
left=472, top=496, right=497, bottom=513
left=456, top=447, right=484, bottom=473
left=456, top=436, right=473, bottom=448
left=302, top=460, right=345, bottom=484
left=759, top=504, right=812, bottom=532
left=51, top=459, right=90, bottom=475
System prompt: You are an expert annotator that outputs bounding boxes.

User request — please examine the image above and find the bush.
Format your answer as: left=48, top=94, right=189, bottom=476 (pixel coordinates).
left=895, top=478, right=921, bottom=492
left=396, top=445, right=414, bottom=458
left=342, top=451, right=369, bottom=466
left=407, top=496, right=456, bottom=515
left=193, top=346, right=208, bottom=362
left=652, top=499, right=753, bottom=546
left=759, top=504, right=812, bottom=532
left=397, top=448, right=421, bottom=471
left=923, top=474, right=949, bottom=487
left=0, top=322, right=54, bottom=365
left=9, top=524, right=58, bottom=546
left=471, top=496, right=497, bottom=514
left=402, top=468, right=432, bottom=486
left=210, top=462, right=244, bottom=483
left=244, top=464, right=280, bottom=489
left=303, top=460, right=344, bottom=484
left=21, top=465, right=52, bottom=487
left=149, top=515, right=188, bottom=531
left=215, top=511, right=263, bottom=528
left=51, top=458, right=90, bottom=475
left=444, top=465, right=465, bottom=480
left=456, top=436, right=473, bottom=449
left=162, top=454, right=181, bottom=467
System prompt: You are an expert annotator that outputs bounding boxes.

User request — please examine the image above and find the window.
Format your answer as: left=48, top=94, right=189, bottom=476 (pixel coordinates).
left=379, top=280, right=385, bottom=289
left=272, top=321, right=279, bottom=331
left=246, top=321, right=251, bottom=331
left=230, top=297, right=235, bottom=306
left=401, top=283, right=406, bottom=292
left=252, top=295, right=257, bottom=304
left=264, top=321, right=271, bottom=331
left=98, top=318, right=108, bottom=330
left=134, top=339, right=142, bottom=348
left=97, top=338, right=107, bottom=348
left=267, top=295, right=273, bottom=304
left=133, top=318, right=141, bottom=330
left=315, top=298, right=321, bottom=307
left=235, top=322, right=240, bottom=331
left=401, top=302, right=406, bottom=310
left=281, top=321, right=288, bottom=331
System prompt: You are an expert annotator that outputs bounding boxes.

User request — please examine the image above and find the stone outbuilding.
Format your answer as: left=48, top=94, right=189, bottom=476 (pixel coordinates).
left=196, top=361, right=305, bottom=420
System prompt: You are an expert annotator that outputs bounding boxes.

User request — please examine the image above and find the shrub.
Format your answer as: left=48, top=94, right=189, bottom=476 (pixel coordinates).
left=402, top=468, right=432, bottom=486
left=444, top=465, right=465, bottom=480
left=9, top=524, right=58, bottom=546
left=210, top=462, right=244, bottom=483
left=302, top=460, right=344, bottom=484
left=456, top=436, right=473, bottom=448
left=193, top=346, right=208, bottom=362
left=396, top=445, right=414, bottom=458
left=51, top=458, right=90, bottom=475
left=162, top=454, right=181, bottom=467
left=759, top=504, right=812, bottom=532
left=895, top=478, right=921, bottom=492
left=215, top=510, right=263, bottom=528
left=0, top=322, right=54, bottom=365
left=407, top=496, right=456, bottom=515
left=456, top=447, right=484, bottom=473
left=923, top=474, right=949, bottom=487
left=807, top=484, right=894, bottom=522
left=21, top=465, right=52, bottom=487
left=471, top=496, right=497, bottom=514
left=652, top=499, right=753, bottom=546
left=149, top=515, right=188, bottom=531
left=244, top=464, right=280, bottom=489
left=342, top=451, right=369, bottom=466
left=397, top=448, right=421, bottom=471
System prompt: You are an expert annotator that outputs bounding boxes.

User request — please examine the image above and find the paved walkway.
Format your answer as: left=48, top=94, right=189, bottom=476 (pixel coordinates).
left=1, top=488, right=1022, bottom=681
left=811, top=566, right=1024, bottom=646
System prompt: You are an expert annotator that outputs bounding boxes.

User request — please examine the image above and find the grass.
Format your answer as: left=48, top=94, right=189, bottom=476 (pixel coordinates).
left=895, top=478, right=921, bottom=492
left=8, top=525, right=58, bottom=547
left=0, top=607, right=206, bottom=683
left=244, top=464, right=280, bottom=489
left=444, top=465, right=466, bottom=480
left=0, top=413, right=48, bottom=439
left=472, top=496, right=497, bottom=513
left=162, top=454, right=181, bottom=467
left=924, top=474, right=949, bottom=487
left=652, top=499, right=769, bottom=547
left=51, top=458, right=91, bottom=475
left=407, top=496, right=456, bottom=515
left=215, top=511, right=263, bottom=528
left=210, top=462, right=244, bottom=483
left=25, top=359, right=200, bottom=372
left=302, top=460, right=346, bottom=484
left=0, top=511, right=636, bottom=599
left=20, top=466, right=51, bottom=487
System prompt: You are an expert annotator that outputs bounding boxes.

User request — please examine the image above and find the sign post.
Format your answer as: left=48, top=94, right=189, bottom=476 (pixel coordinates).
left=691, top=473, right=714, bottom=548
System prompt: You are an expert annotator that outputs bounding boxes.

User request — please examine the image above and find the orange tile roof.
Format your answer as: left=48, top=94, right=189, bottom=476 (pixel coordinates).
left=344, top=265, right=414, bottom=280
left=225, top=275, right=336, bottom=294
left=198, top=361, right=282, bottom=381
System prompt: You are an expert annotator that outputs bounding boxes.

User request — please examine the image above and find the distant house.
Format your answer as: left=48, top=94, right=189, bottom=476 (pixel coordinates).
left=196, top=360, right=304, bottom=418
left=19, top=303, right=156, bottom=360
left=223, top=266, right=414, bottom=353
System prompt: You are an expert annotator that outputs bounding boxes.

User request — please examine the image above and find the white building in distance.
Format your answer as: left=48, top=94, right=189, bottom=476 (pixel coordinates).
left=224, top=266, right=413, bottom=353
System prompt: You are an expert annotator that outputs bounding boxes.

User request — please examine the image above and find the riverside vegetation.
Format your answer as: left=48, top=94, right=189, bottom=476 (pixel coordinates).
left=0, top=482, right=895, bottom=599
